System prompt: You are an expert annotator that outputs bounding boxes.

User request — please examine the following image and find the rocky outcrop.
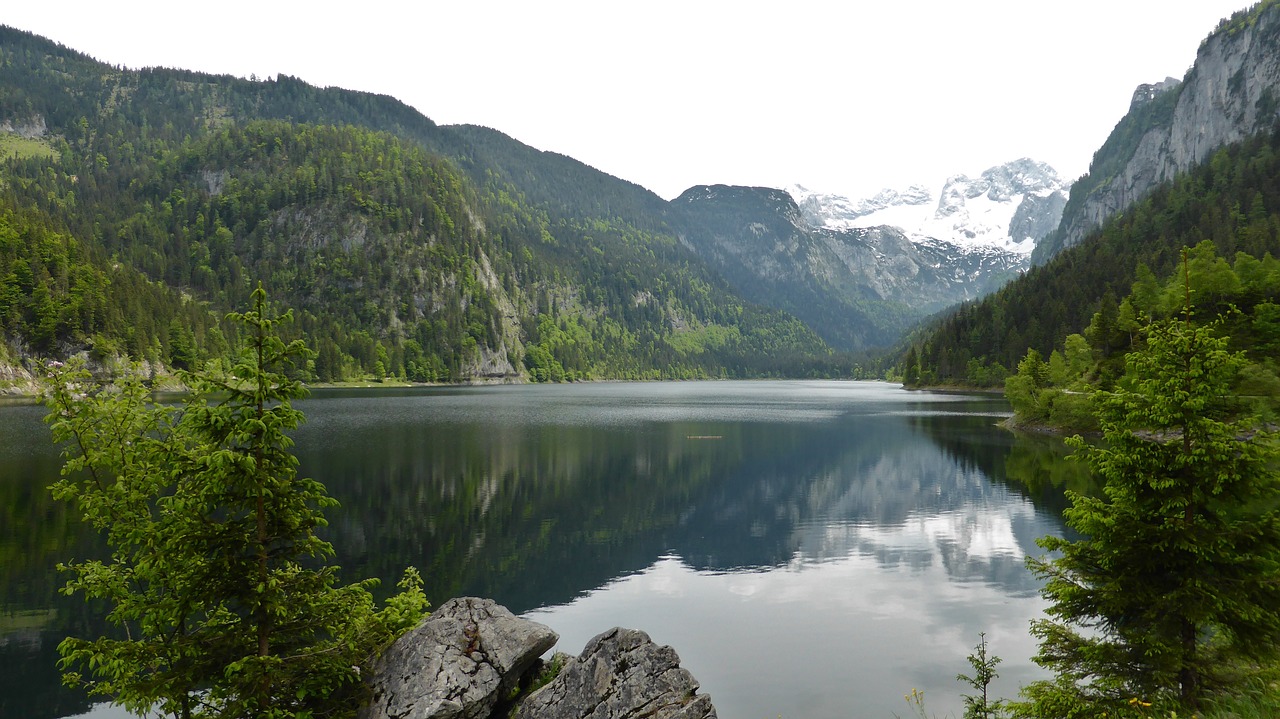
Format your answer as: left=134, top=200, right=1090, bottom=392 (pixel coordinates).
left=0, top=115, right=47, bottom=139
left=0, top=357, right=37, bottom=395
left=1041, top=4, right=1280, bottom=260
left=1130, top=76, right=1182, bottom=111
left=360, top=597, right=558, bottom=719
left=518, top=628, right=716, bottom=719
left=460, top=344, right=520, bottom=381
left=1008, top=190, right=1067, bottom=245
left=361, top=599, right=717, bottom=719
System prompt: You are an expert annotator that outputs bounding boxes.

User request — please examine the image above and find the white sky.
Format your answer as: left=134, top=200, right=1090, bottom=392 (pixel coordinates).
left=3, top=1, right=1259, bottom=200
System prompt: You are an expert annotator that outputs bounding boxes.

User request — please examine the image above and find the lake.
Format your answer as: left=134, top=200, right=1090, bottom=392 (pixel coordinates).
left=0, top=380, right=1089, bottom=719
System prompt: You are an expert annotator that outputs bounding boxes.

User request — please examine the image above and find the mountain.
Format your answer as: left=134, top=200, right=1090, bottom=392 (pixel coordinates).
left=661, top=159, right=1068, bottom=352
left=910, top=1, right=1280, bottom=384
left=672, top=185, right=1027, bottom=351
left=0, top=25, right=841, bottom=387
left=0, top=23, right=1067, bottom=372
left=791, top=158, right=1069, bottom=253
left=1034, top=1, right=1280, bottom=263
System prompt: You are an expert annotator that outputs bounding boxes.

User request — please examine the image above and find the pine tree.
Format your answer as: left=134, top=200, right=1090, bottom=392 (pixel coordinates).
left=1023, top=317, right=1280, bottom=713
left=44, top=285, right=428, bottom=719
left=903, top=346, right=920, bottom=387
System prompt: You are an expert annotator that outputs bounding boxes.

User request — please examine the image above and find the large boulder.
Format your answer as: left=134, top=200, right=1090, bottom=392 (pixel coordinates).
left=517, top=627, right=717, bottom=719
left=361, top=597, right=558, bottom=719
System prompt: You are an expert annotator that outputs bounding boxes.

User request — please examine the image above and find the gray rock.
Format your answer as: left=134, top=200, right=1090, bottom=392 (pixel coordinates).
left=1044, top=4, right=1280, bottom=259
left=517, top=627, right=717, bottom=719
left=361, top=597, right=558, bottom=719
left=1009, top=190, right=1067, bottom=244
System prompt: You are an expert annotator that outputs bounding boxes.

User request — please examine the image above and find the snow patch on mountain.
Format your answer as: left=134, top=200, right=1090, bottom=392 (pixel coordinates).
left=790, top=158, right=1069, bottom=256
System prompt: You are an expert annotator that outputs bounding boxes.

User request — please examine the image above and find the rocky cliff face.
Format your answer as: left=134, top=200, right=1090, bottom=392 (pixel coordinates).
left=672, top=185, right=1026, bottom=350
left=1039, top=4, right=1280, bottom=261
left=0, top=114, right=48, bottom=138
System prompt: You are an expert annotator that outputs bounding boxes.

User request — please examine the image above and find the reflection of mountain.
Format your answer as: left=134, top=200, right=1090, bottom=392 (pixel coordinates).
left=908, top=410, right=1097, bottom=524
left=0, top=384, right=1077, bottom=718
left=672, top=412, right=1060, bottom=595
left=289, top=390, right=1073, bottom=613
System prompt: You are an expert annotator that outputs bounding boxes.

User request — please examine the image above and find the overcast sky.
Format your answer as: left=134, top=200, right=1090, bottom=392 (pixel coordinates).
left=3, top=1, right=1260, bottom=200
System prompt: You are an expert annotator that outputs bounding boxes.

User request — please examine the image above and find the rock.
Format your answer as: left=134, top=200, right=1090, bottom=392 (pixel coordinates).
left=1041, top=4, right=1280, bottom=260
left=361, top=597, right=558, bottom=719
left=359, top=601, right=718, bottom=719
left=1009, top=190, right=1067, bottom=244
left=517, top=627, right=717, bottom=719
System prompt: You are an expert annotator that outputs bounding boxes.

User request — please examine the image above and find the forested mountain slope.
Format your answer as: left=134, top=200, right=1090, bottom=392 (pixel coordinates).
left=0, top=26, right=842, bottom=386
left=431, top=127, right=980, bottom=352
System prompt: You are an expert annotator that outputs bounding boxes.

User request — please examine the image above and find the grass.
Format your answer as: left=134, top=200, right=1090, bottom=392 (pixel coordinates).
left=1200, top=674, right=1280, bottom=719
left=0, top=133, right=57, bottom=161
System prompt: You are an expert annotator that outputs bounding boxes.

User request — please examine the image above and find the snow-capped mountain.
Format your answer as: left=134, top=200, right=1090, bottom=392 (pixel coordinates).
left=790, top=158, right=1069, bottom=255
left=674, top=185, right=1032, bottom=351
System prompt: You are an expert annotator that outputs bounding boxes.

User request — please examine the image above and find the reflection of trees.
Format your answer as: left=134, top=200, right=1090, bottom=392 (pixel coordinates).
left=0, top=407, right=95, bottom=611
left=0, top=628, right=93, bottom=719
left=909, top=409, right=1097, bottom=519
left=998, top=434, right=1099, bottom=525
left=305, top=418, right=756, bottom=613
left=0, top=407, right=115, bottom=718
left=908, top=409, right=1019, bottom=487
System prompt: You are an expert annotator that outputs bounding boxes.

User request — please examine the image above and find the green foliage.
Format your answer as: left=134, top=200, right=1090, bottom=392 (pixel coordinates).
left=43, top=287, right=428, bottom=719
left=1003, top=347, right=1096, bottom=431
left=1023, top=318, right=1280, bottom=714
left=957, top=633, right=1005, bottom=719
left=1208, top=0, right=1280, bottom=41
left=918, top=129, right=1280, bottom=386
left=523, top=652, right=569, bottom=697
left=902, top=346, right=921, bottom=387
left=1200, top=673, right=1280, bottom=718
left=1000, top=242, right=1280, bottom=428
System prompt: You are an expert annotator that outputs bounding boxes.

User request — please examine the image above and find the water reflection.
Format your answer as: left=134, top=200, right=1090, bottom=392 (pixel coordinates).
left=0, top=381, right=1087, bottom=719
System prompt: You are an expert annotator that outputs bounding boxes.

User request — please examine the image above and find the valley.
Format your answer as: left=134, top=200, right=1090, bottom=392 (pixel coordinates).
left=4, top=2, right=1280, bottom=718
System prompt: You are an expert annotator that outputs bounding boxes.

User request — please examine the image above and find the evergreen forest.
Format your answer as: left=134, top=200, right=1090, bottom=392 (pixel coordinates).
left=0, top=26, right=855, bottom=386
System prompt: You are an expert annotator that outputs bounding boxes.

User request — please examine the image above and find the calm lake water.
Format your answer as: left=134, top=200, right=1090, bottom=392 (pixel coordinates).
left=0, top=380, right=1089, bottom=719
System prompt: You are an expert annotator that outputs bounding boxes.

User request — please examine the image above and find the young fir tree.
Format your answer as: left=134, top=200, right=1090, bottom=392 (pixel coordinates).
left=1022, top=317, right=1280, bottom=714
left=45, top=285, right=428, bottom=719
left=902, top=346, right=921, bottom=387
left=957, top=632, right=1003, bottom=719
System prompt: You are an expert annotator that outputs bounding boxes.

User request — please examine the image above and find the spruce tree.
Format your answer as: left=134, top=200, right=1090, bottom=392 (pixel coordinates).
left=45, top=285, right=428, bottom=719
left=1023, top=317, right=1280, bottom=713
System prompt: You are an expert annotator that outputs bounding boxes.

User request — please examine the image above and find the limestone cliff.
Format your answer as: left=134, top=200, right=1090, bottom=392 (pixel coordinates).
left=1035, top=1, right=1280, bottom=263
